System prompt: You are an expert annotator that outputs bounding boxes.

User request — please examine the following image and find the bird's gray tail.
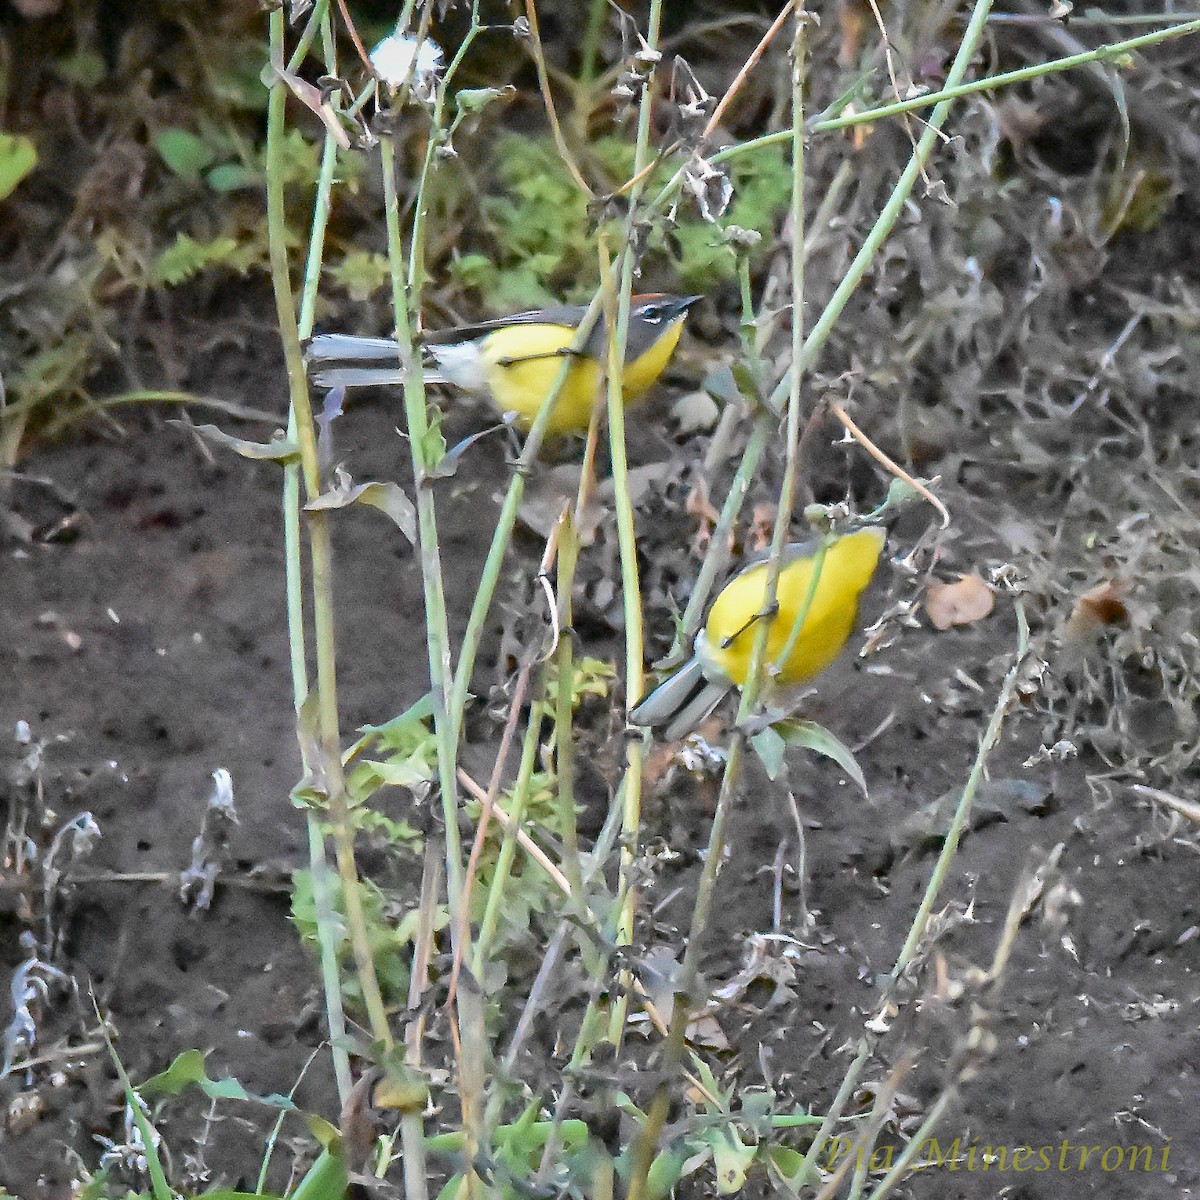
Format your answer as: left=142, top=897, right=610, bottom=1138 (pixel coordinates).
left=630, top=655, right=731, bottom=742
left=305, top=333, right=446, bottom=389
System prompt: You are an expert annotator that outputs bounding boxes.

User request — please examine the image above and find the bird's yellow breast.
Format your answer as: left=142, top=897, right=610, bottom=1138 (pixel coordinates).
left=701, top=528, right=886, bottom=689
left=478, top=318, right=684, bottom=435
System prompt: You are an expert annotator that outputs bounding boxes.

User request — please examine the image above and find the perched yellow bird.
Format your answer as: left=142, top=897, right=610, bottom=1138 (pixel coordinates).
left=632, top=528, right=887, bottom=740
left=305, top=294, right=699, bottom=437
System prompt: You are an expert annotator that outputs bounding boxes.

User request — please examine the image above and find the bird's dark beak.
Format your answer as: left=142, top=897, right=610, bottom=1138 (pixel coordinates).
left=671, top=295, right=704, bottom=318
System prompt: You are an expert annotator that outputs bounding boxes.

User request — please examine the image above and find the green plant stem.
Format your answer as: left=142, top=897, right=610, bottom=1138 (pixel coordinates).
left=601, top=0, right=667, bottom=1046
left=766, top=0, right=998, bottom=412
left=286, top=0, right=331, bottom=74
left=863, top=1089, right=957, bottom=1200
left=266, top=7, right=391, bottom=1052
left=290, top=12, right=352, bottom=1108
left=677, top=415, right=771, bottom=642
left=722, top=17, right=1200, bottom=154
left=474, top=695, right=545, bottom=959
left=553, top=515, right=586, bottom=901
left=579, top=0, right=609, bottom=84
left=638, top=18, right=1199, bottom=226
left=668, top=254, right=773, bottom=652
left=993, top=7, right=1200, bottom=21
left=791, top=1040, right=871, bottom=1186
left=890, top=601, right=1029, bottom=982
left=735, top=7, right=810, bottom=722
left=447, top=293, right=605, bottom=736
left=627, top=16, right=810, bottom=1196
left=387, top=8, right=488, bottom=925
left=299, top=155, right=339, bottom=337
left=535, top=994, right=609, bottom=1183
left=625, top=736, right=745, bottom=1200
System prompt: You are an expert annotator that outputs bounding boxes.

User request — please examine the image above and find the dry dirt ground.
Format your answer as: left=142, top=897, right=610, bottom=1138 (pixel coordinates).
left=2, top=277, right=1197, bottom=1197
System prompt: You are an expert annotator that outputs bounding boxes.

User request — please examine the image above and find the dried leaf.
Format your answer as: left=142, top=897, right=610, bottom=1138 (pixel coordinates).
left=672, top=389, right=720, bottom=435
left=748, top=503, right=775, bottom=553
left=174, top=422, right=298, bottom=463
left=776, top=719, right=868, bottom=796
left=1064, top=579, right=1129, bottom=646
left=305, top=466, right=416, bottom=543
left=925, top=573, right=994, bottom=630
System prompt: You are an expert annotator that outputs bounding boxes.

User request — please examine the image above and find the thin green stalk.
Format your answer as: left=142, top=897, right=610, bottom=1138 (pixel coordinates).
left=992, top=7, right=1200, bottom=22
left=579, top=0, right=609, bottom=85
left=379, top=134, right=464, bottom=903
left=379, top=5, right=488, bottom=922
left=720, top=17, right=1200, bottom=154
left=448, top=293, right=606, bottom=736
left=474, top=695, right=545, bottom=960
left=672, top=251, right=779, bottom=656
left=266, top=8, right=391, bottom=1051
left=890, top=602, right=1028, bottom=982
left=290, top=14, right=353, bottom=1108
left=299, top=150, right=338, bottom=338
left=627, top=15, right=810, bottom=1195
left=735, top=7, right=810, bottom=722
left=677, top=418, right=771, bottom=642
left=670, top=253, right=774, bottom=647
left=625, top=735, right=745, bottom=1200
left=285, top=0, right=331, bottom=74
left=771, top=539, right=828, bottom=679
left=767, top=0, right=998, bottom=412
left=602, top=0, right=667, bottom=1047
left=637, top=18, right=1199, bottom=228
left=791, top=1040, right=872, bottom=1187
left=862, top=1090, right=956, bottom=1200
left=553, top=515, right=586, bottom=900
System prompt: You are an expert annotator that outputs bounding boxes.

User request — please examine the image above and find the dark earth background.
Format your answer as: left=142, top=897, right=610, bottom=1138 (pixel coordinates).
left=2, top=0, right=1199, bottom=1197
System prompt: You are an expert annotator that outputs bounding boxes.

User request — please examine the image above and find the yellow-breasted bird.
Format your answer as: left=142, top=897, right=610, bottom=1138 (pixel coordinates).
left=631, top=528, right=887, bottom=741
left=305, top=294, right=700, bottom=437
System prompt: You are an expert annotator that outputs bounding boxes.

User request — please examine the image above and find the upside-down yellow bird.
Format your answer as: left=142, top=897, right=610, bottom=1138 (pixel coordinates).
left=305, top=294, right=699, bottom=436
left=632, top=528, right=887, bottom=740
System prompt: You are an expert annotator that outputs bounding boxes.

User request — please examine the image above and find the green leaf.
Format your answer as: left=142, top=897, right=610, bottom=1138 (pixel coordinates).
left=776, top=719, right=868, bottom=796
left=454, top=85, right=514, bottom=114
left=155, top=128, right=217, bottom=179
left=435, top=1175, right=467, bottom=1200
left=170, top=422, right=297, bottom=463
left=766, top=1143, right=818, bottom=1186
left=199, top=1193, right=287, bottom=1199
left=708, top=1126, right=757, bottom=1194
left=152, top=233, right=240, bottom=285
left=356, top=693, right=436, bottom=739
left=139, top=1048, right=208, bottom=1096
left=0, top=134, right=37, bottom=202
left=643, top=1147, right=690, bottom=1199
left=101, top=1034, right=172, bottom=1200
left=750, top=726, right=786, bottom=781
left=357, top=759, right=431, bottom=789
left=289, top=1148, right=348, bottom=1200
left=327, top=250, right=390, bottom=303
left=200, top=1075, right=296, bottom=1109
left=447, top=253, right=496, bottom=292
left=205, top=163, right=262, bottom=193
left=137, top=1047, right=296, bottom=1111
left=52, top=49, right=107, bottom=87
left=305, top=1113, right=342, bottom=1150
